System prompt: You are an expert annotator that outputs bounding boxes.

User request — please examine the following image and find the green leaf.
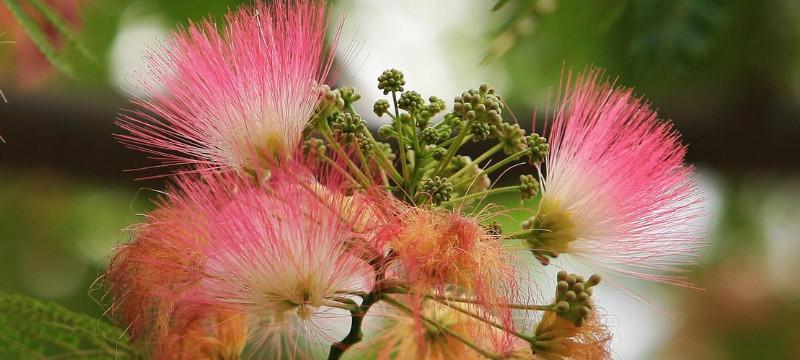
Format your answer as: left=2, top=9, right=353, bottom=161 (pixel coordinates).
left=0, top=292, right=143, bottom=359
left=1, top=0, right=74, bottom=78
left=27, top=0, right=99, bottom=65
left=492, top=0, right=513, bottom=12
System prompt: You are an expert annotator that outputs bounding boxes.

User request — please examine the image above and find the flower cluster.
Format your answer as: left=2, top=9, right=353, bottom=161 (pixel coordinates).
left=106, top=1, right=704, bottom=359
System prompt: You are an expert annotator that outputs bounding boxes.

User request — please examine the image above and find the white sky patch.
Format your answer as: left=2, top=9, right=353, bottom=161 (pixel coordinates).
left=109, top=2, right=169, bottom=97
left=333, top=0, right=506, bottom=127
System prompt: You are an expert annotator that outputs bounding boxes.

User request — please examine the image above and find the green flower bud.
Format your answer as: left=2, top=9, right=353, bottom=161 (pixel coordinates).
left=358, top=136, right=373, bottom=154
left=398, top=90, right=425, bottom=113
left=336, top=86, right=361, bottom=105
left=373, top=99, right=391, bottom=117
left=377, top=142, right=396, bottom=161
left=495, top=122, right=527, bottom=155
left=377, top=124, right=395, bottom=140
left=548, top=271, right=602, bottom=326
left=421, top=127, right=441, bottom=144
left=332, top=112, right=366, bottom=143
left=527, top=133, right=550, bottom=164
left=431, top=147, right=447, bottom=161
left=555, top=301, right=570, bottom=313
left=488, top=221, right=503, bottom=235
left=377, top=68, right=406, bottom=94
left=316, top=84, right=344, bottom=111
left=397, top=113, right=413, bottom=124
left=470, top=122, right=491, bottom=141
left=453, top=85, right=503, bottom=125
left=520, top=174, right=540, bottom=200
left=427, top=96, right=446, bottom=114
left=444, top=112, right=465, bottom=130
left=419, top=176, right=454, bottom=205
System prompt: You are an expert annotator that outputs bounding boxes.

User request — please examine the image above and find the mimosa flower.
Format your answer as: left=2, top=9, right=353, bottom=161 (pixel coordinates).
left=524, top=70, right=703, bottom=285
left=117, top=0, right=337, bottom=173
left=155, top=307, right=248, bottom=360
left=376, top=203, right=518, bottom=350
left=382, top=207, right=508, bottom=289
left=376, top=299, right=511, bottom=360
left=107, top=166, right=377, bottom=359
left=106, top=204, right=248, bottom=359
left=531, top=311, right=611, bottom=360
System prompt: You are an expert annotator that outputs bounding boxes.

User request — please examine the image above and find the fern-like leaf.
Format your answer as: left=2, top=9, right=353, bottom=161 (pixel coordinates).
left=0, top=292, right=142, bottom=359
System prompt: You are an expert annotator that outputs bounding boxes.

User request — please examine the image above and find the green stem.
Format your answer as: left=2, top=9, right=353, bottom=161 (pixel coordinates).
left=322, top=301, right=359, bottom=312
left=354, top=143, right=375, bottom=182
left=434, top=119, right=473, bottom=176
left=364, top=127, right=403, bottom=184
left=426, top=293, right=554, bottom=312
left=28, top=0, right=98, bottom=64
left=439, top=133, right=473, bottom=148
left=349, top=102, right=404, bottom=184
left=318, top=120, right=372, bottom=187
left=430, top=297, right=538, bottom=343
left=448, top=142, right=504, bottom=181
left=392, top=91, right=410, bottom=182
left=453, top=148, right=528, bottom=189
left=3, top=0, right=73, bottom=77
left=505, top=229, right=534, bottom=239
left=319, top=153, right=360, bottom=185
left=441, top=185, right=521, bottom=206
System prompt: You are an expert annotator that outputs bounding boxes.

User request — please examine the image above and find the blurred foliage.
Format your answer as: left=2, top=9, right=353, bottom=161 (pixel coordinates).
left=0, top=170, right=149, bottom=316
left=0, top=291, right=141, bottom=359
left=660, top=181, right=800, bottom=359
left=489, top=0, right=800, bottom=105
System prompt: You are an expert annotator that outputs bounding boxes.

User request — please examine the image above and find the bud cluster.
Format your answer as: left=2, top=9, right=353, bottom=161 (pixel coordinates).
left=419, top=176, right=454, bottom=205
left=453, top=84, right=503, bottom=125
left=377, top=68, right=406, bottom=94
left=552, top=271, right=601, bottom=327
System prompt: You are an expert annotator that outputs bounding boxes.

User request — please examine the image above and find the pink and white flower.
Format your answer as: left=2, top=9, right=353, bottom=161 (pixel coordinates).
left=528, top=70, right=704, bottom=285
left=117, top=0, right=337, bottom=173
left=107, top=165, right=377, bottom=358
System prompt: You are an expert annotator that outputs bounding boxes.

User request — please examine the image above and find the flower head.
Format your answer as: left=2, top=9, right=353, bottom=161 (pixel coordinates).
left=532, top=311, right=611, bottom=360
left=107, top=164, right=377, bottom=358
left=525, top=69, right=703, bottom=285
left=105, top=199, right=248, bottom=359
left=117, top=0, right=337, bottom=173
left=377, top=299, right=512, bottom=360
left=376, top=202, right=518, bottom=352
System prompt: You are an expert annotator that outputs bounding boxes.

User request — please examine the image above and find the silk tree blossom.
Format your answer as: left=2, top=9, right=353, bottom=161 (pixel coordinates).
left=524, top=70, right=704, bottom=285
left=376, top=299, right=516, bottom=360
left=107, top=166, right=377, bottom=359
left=375, top=201, right=519, bottom=353
left=117, top=0, right=338, bottom=173
left=530, top=311, right=611, bottom=359
left=106, top=203, right=248, bottom=359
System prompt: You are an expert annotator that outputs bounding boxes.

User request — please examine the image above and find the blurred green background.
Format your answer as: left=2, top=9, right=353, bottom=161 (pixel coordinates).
left=1, top=0, right=799, bottom=359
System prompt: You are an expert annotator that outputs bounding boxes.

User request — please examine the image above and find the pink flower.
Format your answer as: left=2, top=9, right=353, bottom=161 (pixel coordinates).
left=105, top=199, right=248, bottom=359
left=527, top=69, right=704, bottom=285
left=375, top=199, right=519, bottom=354
left=117, top=0, right=337, bottom=173
left=107, top=165, right=377, bottom=358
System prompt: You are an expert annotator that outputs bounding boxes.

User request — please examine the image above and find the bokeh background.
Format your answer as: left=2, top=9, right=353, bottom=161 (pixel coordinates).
left=1, top=0, right=799, bottom=358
